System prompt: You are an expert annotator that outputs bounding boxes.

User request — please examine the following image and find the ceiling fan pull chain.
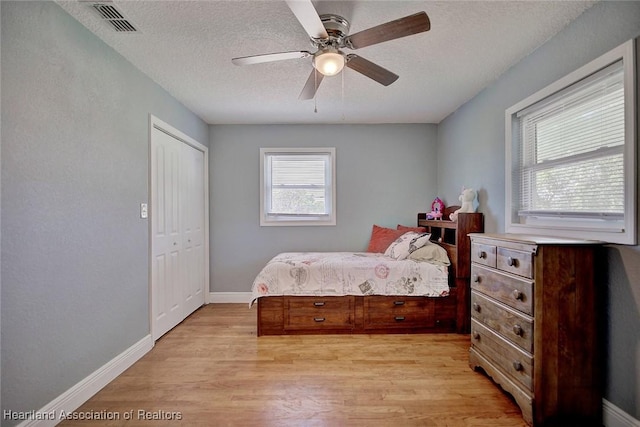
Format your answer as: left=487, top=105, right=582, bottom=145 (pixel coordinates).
left=341, top=69, right=345, bottom=121
left=314, top=70, right=318, bottom=113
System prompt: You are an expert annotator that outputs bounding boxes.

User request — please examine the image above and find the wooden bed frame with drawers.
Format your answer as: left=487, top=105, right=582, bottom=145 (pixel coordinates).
left=256, top=211, right=484, bottom=336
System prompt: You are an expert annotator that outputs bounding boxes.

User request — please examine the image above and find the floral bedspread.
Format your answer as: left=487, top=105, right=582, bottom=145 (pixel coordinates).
left=250, top=252, right=449, bottom=306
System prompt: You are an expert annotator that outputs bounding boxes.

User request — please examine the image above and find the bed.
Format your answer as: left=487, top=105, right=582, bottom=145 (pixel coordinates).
left=252, top=211, right=483, bottom=335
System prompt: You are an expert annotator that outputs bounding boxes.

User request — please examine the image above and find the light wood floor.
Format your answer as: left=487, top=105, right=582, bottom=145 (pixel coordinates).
left=60, top=304, right=527, bottom=426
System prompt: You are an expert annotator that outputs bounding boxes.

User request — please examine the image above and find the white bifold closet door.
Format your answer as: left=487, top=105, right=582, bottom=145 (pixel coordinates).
left=151, top=125, right=206, bottom=340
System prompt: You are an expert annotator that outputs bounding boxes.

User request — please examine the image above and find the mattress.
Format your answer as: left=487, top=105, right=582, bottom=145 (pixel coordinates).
left=251, top=252, right=449, bottom=305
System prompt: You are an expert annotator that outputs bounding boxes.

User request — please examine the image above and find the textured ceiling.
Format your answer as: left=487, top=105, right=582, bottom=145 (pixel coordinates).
left=57, top=0, right=597, bottom=124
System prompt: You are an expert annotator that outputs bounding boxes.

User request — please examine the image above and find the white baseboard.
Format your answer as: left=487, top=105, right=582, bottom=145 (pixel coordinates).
left=17, top=335, right=154, bottom=427
left=604, top=399, right=640, bottom=427
left=209, top=291, right=251, bottom=304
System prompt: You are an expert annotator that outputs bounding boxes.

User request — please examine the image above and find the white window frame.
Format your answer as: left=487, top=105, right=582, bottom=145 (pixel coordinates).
left=505, top=39, right=636, bottom=244
left=260, top=147, right=336, bottom=226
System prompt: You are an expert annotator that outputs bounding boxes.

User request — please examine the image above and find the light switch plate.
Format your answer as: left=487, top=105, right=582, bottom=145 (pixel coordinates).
left=140, top=203, right=148, bottom=219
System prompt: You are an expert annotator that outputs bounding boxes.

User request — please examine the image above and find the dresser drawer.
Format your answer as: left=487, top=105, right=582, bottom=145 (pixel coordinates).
left=471, top=319, right=533, bottom=391
left=497, top=247, right=533, bottom=278
left=472, top=242, right=497, bottom=268
left=471, top=291, right=533, bottom=353
left=284, top=296, right=354, bottom=330
left=364, top=296, right=434, bottom=328
left=471, top=264, right=533, bottom=315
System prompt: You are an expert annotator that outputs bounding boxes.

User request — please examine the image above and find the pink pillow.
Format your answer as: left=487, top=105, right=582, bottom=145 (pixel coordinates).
left=367, top=225, right=406, bottom=253
left=397, top=224, right=427, bottom=233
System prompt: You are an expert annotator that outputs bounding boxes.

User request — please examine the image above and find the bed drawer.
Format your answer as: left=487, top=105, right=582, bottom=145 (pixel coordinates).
left=471, top=319, right=533, bottom=392
left=363, top=296, right=435, bottom=329
left=284, top=296, right=355, bottom=331
left=471, top=290, right=533, bottom=353
left=471, top=264, right=534, bottom=316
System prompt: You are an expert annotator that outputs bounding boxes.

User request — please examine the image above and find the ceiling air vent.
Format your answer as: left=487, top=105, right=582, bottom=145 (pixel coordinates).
left=88, top=2, right=137, bottom=32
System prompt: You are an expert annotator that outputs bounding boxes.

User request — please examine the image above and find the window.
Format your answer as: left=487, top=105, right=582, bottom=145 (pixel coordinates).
left=260, top=147, right=336, bottom=226
left=506, top=39, right=636, bottom=244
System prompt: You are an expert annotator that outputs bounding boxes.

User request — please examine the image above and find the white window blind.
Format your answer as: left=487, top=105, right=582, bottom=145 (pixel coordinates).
left=260, top=148, right=336, bottom=226
left=267, top=154, right=331, bottom=216
left=505, top=39, right=636, bottom=244
left=517, top=60, right=624, bottom=218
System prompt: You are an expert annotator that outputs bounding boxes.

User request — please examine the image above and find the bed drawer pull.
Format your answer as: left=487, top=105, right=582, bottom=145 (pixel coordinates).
left=394, top=316, right=405, bottom=322
left=313, top=302, right=325, bottom=307
left=314, top=317, right=325, bottom=322
left=393, top=301, right=405, bottom=306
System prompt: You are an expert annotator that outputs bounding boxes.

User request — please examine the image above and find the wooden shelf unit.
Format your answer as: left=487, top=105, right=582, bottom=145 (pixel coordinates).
left=417, top=212, right=484, bottom=332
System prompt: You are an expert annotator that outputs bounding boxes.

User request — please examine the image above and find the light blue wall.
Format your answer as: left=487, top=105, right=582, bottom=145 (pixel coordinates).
left=0, top=1, right=208, bottom=421
left=209, top=124, right=438, bottom=293
left=436, top=1, right=640, bottom=418
left=3, top=0, right=639, bottom=422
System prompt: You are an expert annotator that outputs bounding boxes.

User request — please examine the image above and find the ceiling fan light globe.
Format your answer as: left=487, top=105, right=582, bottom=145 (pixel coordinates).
left=313, top=52, right=345, bottom=76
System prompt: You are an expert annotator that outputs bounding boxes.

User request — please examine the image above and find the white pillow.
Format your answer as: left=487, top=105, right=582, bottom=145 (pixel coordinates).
left=407, top=240, right=451, bottom=265
left=384, top=232, right=431, bottom=260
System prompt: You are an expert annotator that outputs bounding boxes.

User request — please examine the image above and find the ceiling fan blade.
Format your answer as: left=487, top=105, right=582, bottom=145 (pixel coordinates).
left=285, top=0, right=328, bottom=40
left=299, top=68, right=324, bottom=100
left=345, top=12, right=430, bottom=50
left=232, top=50, right=312, bottom=66
left=346, top=54, right=398, bottom=86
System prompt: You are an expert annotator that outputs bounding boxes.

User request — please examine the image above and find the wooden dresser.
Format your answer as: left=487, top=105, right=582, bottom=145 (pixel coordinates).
left=468, top=233, right=602, bottom=427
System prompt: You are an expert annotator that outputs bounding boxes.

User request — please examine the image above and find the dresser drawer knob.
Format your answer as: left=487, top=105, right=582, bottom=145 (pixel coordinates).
left=393, top=301, right=405, bottom=306
left=472, top=274, right=480, bottom=283
left=512, top=289, right=523, bottom=300
left=477, top=250, right=486, bottom=259
left=394, top=316, right=406, bottom=322
left=472, top=331, right=480, bottom=340
left=513, top=361, right=523, bottom=372
left=507, top=256, right=518, bottom=267
left=472, top=303, right=481, bottom=312
left=313, top=302, right=325, bottom=307
left=513, top=324, right=523, bottom=336
left=314, top=317, right=325, bottom=322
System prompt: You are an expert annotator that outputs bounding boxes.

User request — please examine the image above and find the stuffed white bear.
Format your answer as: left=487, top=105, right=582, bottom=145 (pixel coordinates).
left=449, top=187, right=476, bottom=221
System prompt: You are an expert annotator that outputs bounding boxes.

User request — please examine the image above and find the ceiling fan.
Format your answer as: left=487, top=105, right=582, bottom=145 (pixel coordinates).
left=231, top=0, right=431, bottom=100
